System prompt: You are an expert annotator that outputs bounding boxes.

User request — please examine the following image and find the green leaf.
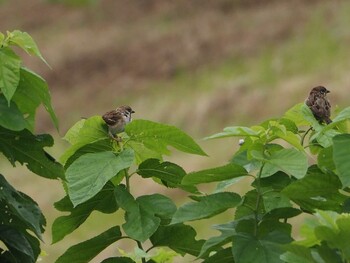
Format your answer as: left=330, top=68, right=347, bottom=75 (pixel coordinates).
left=0, top=95, right=27, bottom=131
left=232, top=220, right=292, bottom=263
left=333, top=134, right=350, bottom=187
left=61, top=116, right=108, bottom=164
left=12, top=67, right=58, bottom=130
left=125, top=119, right=207, bottom=156
left=137, top=158, right=197, bottom=192
left=55, top=226, right=122, bottom=263
left=101, top=258, right=136, bottom=263
left=203, top=248, right=234, bottom=263
left=0, top=127, right=64, bottom=179
left=52, top=182, right=117, bottom=243
left=252, top=148, right=308, bottom=179
left=64, top=139, right=113, bottom=169
left=235, top=190, right=264, bottom=220
left=0, top=226, right=35, bottom=262
left=8, top=30, right=49, bottom=67
left=317, top=146, right=335, bottom=172
left=150, top=224, right=205, bottom=256
left=284, top=103, right=310, bottom=126
left=136, top=194, right=177, bottom=224
left=67, top=149, right=134, bottom=207
left=115, top=185, right=160, bottom=242
left=281, top=244, right=317, bottom=263
left=205, top=126, right=261, bottom=140
left=182, top=163, right=247, bottom=185
left=0, top=47, right=21, bottom=103
left=171, top=192, right=241, bottom=224
left=0, top=174, right=45, bottom=239
left=282, top=166, right=346, bottom=212
left=199, top=221, right=236, bottom=258
left=138, top=159, right=185, bottom=186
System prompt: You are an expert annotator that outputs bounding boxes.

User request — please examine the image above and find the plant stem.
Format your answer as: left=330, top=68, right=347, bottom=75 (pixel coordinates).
left=137, top=241, right=146, bottom=263
left=254, top=163, right=264, bottom=236
left=124, top=169, right=130, bottom=192
left=300, top=127, right=313, bottom=146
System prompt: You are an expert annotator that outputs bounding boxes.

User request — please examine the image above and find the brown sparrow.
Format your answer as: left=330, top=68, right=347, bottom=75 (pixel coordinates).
left=305, top=86, right=332, bottom=124
left=102, top=105, right=135, bottom=140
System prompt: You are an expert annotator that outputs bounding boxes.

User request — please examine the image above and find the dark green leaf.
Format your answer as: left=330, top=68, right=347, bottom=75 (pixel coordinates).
left=182, top=163, right=247, bottom=185
left=232, top=220, right=292, bottom=263
left=0, top=175, right=45, bottom=239
left=0, top=47, right=21, bottom=103
left=282, top=166, right=346, bottom=212
left=67, top=149, right=134, bottom=207
left=317, top=146, right=335, bottom=172
left=0, top=95, right=27, bottom=131
left=171, top=192, right=241, bottom=224
left=101, top=258, right=136, bottom=263
left=52, top=182, right=117, bottom=243
left=136, top=194, right=176, bottom=224
left=0, top=127, right=64, bottom=179
left=125, top=119, right=207, bottom=156
left=333, top=134, right=350, bottom=187
left=235, top=190, right=264, bottom=220
left=150, top=224, right=205, bottom=256
left=203, top=248, right=234, bottom=263
left=55, top=226, right=122, bottom=263
left=13, top=67, right=58, bottom=130
left=199, top=221, right=236, bottom=258
left=115, top=185, right=160, bottom=242
left=281, top=244, right=317, bottom=263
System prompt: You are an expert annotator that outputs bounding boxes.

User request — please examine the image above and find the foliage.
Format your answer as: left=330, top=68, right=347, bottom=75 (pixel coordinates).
left=2, top=29, right=350, bottom=263
left=0, top=30, right=63, bottom=262
left=54, top=97, right=350, bottom=263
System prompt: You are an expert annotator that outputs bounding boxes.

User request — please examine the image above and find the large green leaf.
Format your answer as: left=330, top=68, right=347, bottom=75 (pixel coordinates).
left=61, top=116, right=108, bottom=164
left=0, top=95, right=27, bottom=131
left=0, top=174, right=45, bottom=239
left=115, top=185, right=160, bottom=242
left=284, top=103, right=310, bottom=126
left=0, top=47, right=21, bottom=103
left=55, top=226, right=122, bottom=263
left=252, top=148, right=308, bottom=179
left=8, top=30, right=49, bottom=66
left=52, top=182, right=117, bottom=243
left=66, top=149, right=134, bottom=207
left=12, top=67, right=58, bottom=130
left=171, top=192, right=241, bottom=224
left=282, top=166, right=346, bottom=212
left=333, top=134, right=350, bottom=187
left=232, top=220, right=292, bottom=263
left=125, top=119, right=207, bottom=156
left=150, top=224, right=205, bottom=256
left=0, top=127, right=64, bottom=179
left=182, top=163, right=247, bottom=185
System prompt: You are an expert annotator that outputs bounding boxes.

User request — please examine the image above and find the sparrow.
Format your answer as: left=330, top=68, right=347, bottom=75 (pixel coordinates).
left=305, top=86, right=332, bottom=124
left=102, top=105, right=135, bottom=140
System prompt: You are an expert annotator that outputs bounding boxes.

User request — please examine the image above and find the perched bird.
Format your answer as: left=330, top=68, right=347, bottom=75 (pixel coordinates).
left=102, top=105, right=135, bottom=140
left=305, top=86, right=332, bottom=124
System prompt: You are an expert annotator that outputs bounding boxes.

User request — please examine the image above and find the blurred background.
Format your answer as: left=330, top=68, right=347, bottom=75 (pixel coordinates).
left=1, top=0, right=350, bottom=262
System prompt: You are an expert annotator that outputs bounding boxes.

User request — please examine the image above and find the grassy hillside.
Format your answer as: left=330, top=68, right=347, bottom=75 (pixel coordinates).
left=1, top=0, right=350, bottom=262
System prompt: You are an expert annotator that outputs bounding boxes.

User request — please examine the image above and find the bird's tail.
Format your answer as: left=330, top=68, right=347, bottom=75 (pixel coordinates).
left=325, top=117, right=332, bottom=124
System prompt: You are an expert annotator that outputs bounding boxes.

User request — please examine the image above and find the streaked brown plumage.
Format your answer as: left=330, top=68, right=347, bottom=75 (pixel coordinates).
left=305, top=86, right=332, bottom=124
left=102, top=105, right=135, bottom=139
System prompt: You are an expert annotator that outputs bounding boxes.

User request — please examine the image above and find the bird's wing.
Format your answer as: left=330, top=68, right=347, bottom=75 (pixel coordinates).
left=102, top=110, right=122, bottom=125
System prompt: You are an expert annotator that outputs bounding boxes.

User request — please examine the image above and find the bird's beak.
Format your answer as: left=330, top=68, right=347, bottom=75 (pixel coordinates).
left=326, top=90, right=330, bottom=93
left=131, top=110, right=135, bottom=113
